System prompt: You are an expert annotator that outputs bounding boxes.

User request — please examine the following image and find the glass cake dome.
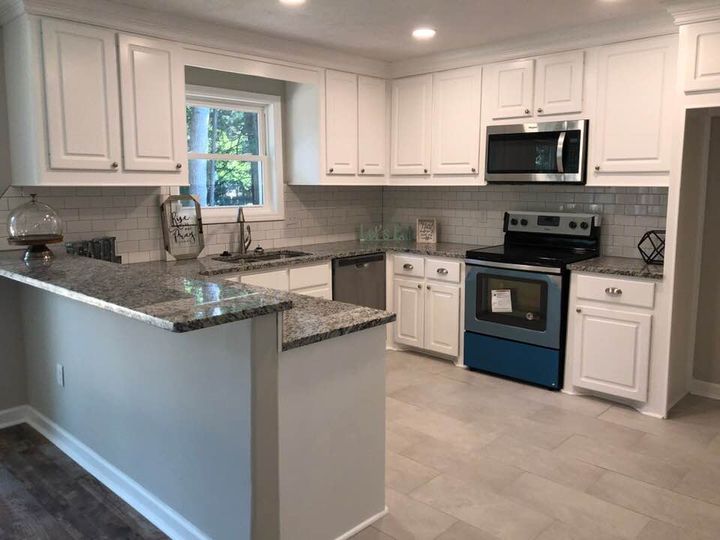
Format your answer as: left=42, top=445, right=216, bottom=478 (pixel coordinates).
left=7, top=194, right=64, bottom=263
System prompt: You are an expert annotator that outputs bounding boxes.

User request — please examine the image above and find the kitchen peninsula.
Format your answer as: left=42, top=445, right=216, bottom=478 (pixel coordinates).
left=0, top=251, right=393, bottom=540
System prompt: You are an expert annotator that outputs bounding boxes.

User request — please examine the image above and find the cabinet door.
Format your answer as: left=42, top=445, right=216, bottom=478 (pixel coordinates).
left=240, top=270, right=290, bottom=291
left=41, top=19, right=121, bottom=170
left=325, top=70, right=358, bottom=175
left=592, top=37, right=676, bottom=174
left=118, top=34, right=187, bottom=172
left=572, top=305, right=652, bottom=402
left=358, top=76, right=387, bottom=176
left=682, top=20, right=720, bottom=93
left=393, top=278, right=424, bottom=348
left=390, top=75, right=432, bottom=175
left=534, top=51, right=584, bottom=116
left=485, top=59, right=534, bottom=120
left=431, top=67, right=482, bottom=175
left=424, top=283, right=460, bottom=356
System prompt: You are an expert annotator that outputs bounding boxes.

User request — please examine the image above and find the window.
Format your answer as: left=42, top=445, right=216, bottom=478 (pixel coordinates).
left=183, top=85, right=284, bottom=222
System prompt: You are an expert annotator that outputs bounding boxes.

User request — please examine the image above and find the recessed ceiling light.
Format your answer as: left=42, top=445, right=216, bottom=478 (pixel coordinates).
left=412, top=27, right=436, bottom=40
left=279, top=0, right=306, bottom=6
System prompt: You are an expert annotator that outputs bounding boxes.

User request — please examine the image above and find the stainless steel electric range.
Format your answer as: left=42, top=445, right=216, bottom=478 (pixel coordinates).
left=464, top=211, right=601, bottom=390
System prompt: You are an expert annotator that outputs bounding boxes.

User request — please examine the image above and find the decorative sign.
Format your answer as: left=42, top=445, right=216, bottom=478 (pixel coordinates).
left=416, top=218, right=437, bottom=244
left=160, top=195, right=205, bottom=260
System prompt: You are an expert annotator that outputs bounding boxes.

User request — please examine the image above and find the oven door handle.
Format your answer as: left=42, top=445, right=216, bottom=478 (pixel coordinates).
left=556, top=131, right=566, bottom=174
left=465, top=259, right=562, bottom=275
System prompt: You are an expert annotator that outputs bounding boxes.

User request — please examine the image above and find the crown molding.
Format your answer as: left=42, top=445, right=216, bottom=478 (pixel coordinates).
left=0, top=0, right=391, bottom=77
left=664, top=0, right=720, bottom=25
left=390, top=13, right=677, bottom=78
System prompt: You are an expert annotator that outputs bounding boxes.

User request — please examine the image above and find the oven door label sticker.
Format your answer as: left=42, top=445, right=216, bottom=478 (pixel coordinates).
left=491, top=289, right=513, bottom=313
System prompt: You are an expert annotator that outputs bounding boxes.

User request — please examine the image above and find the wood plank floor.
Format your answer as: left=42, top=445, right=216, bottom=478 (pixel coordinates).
left=0, top=424, right=166, bottom=540
left=3, top=350, right=720, bottom=539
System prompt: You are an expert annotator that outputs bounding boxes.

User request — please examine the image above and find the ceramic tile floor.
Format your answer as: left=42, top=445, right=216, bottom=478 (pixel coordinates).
left=353, top=350, right=720, bottom=540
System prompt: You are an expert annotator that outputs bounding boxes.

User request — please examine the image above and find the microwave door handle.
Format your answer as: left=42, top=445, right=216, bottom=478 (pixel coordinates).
left=556, top=131, right=566, bottom=174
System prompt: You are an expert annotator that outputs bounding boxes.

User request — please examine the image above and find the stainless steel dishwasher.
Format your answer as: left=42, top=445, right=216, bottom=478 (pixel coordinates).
left=332, top=253, right=386, bottom=309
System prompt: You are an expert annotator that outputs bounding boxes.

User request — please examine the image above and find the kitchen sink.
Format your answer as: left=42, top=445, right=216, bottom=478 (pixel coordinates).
left=212, top=249, right=311, bottom=263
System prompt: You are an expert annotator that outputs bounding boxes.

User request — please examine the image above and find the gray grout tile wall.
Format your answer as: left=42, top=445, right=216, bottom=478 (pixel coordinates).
left=382, top=185, right=668, bottom=259
left=0, top=184, right=667, bottom=263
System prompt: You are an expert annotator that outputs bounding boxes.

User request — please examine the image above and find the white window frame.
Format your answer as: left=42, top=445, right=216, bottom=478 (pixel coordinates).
left=185, top=85, right=284, bottom=223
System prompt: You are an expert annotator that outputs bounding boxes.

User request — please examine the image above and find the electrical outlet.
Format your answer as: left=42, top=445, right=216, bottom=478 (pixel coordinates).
left=56, top=364, right=64, bottom=388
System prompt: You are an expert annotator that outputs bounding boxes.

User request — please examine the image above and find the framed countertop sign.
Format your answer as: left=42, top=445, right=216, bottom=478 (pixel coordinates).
left=160, top=195, right=205, bottom=260
left=416, top=218, right=437, bottom=244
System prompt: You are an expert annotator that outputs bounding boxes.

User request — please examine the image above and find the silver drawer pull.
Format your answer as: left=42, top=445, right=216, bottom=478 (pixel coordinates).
left=605, top=287, right=623, bottom=296
left=403, top=263, right=414, bottom=271
left=437, top=268, right=449, bottom=275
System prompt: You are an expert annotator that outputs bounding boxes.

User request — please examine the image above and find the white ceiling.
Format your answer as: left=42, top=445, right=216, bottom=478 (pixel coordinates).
left=110, top=0, right=671, bottom=62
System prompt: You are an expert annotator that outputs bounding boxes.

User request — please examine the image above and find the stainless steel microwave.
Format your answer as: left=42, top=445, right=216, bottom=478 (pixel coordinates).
left=485, top=120, right=588, bottom=184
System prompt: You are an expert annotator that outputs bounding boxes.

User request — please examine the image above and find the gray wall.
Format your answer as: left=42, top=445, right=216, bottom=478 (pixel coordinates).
left=0, top=279, right=26, bottom=410
left=694, top=117, right=720, bottom=385
left=383, top=185, right=668, bottom=258
left=21, top=286, right=262, bottom=540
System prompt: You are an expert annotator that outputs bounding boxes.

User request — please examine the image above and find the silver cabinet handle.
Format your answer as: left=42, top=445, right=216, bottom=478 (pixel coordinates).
left=595, top=165, right=600, bottom=171
left=176, top=163, right=183, bottom=169
left=537, top=107, right=544, bottom=113
left=524, top=108, right=530, bottom=114
left=576, top=308, right=582, bottom=313
left=427, top=285, right=431, bottom=290
left=436, top=268, right=448, bottom=275
left=403, top=263, right=414, bottom=271
left=605, top=287, right=623, bottom=296
left=111, top=162, right=119, bottom=169
left=417, top=283, right=422, bottom=289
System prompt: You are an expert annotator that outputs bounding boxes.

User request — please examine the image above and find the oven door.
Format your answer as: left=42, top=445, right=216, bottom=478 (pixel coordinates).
left=465, top=262, right=563, bottom=349
left=485, top=120, right=587, bottom=183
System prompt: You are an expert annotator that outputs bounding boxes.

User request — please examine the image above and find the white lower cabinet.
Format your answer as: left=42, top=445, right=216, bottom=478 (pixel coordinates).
left=392, top=255, right=462, bottom=358
left=225, top=262, right=332, bottom=300
left=393, top=278, right=425, bottom=348
left=568, top=273, right=655, bottom=403
left=423, top=282, right=461, bottom=356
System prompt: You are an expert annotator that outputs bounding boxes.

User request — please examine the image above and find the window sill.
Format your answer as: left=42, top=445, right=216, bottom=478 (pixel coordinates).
left=200, top=207, right=285, bottom=225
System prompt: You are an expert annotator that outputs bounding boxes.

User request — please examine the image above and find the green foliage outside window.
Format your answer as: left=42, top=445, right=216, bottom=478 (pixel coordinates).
left=184, top=105, right=263, bottom=207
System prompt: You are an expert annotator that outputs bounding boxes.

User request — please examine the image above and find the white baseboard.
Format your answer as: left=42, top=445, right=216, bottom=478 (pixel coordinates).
left=0, top=405, right=30, bottom=430
left=0, top=406, right=209, bottom=540
left=335, top=506, right=388, bottom=540
left=690, top=378, right=720, bottom=400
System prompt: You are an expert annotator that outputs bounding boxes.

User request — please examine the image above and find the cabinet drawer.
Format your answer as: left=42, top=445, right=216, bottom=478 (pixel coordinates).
left=425, top=258, right=461, bottom=283
left=289, top=263, right=331, bottom=290
left=575, top=274, right=655, bottom=309
left=294, top=285, right=332, bottom=300
left=394, top=255, right=424, bottom=278
left=241, top=270, right=289, bottom=291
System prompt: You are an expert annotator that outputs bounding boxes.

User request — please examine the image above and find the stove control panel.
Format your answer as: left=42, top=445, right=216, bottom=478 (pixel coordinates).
left=504, top=212, right=600, bottom=236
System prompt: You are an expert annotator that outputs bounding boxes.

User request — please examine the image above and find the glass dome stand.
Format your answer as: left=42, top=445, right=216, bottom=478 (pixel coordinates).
left=8, top=235, right=63, bottom=263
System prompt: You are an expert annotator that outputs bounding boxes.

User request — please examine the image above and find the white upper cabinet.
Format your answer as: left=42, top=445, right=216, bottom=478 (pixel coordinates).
left=431, top=67, right=482, bottom=175
left=485, top=59, right=534, bottom=120
left=485, top=52, right=585, bottom=120
left=41, top=19, right=122, bottom=171
left=358, top=76, right=387, bottom=176
left=591, top=36, right=676, bottom=175
left=681, top=20, right=720, bottom=93
left=534, top=51, right=584, bottom=116
left=325, top=70, right=358, bottom=175
left=391, top=74, right=433, bottom=175
left=118, top=34, right=187, bottom=172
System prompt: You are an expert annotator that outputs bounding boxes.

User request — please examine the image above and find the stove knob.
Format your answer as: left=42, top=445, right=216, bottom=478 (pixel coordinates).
left=580, top=222, right=589, bottom=230
left=520, top=219, right=528, bottom=226
left=510, top=218, right=518, bottom=226
left=569, top=221, right=578, bottom=229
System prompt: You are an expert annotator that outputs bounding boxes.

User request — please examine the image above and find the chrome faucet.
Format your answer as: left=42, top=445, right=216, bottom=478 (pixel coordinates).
left=236, top=207, right=252, bottom=254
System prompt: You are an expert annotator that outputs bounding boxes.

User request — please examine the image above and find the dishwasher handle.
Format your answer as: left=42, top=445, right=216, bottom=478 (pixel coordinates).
left=333, top=253, right=385, bottom=268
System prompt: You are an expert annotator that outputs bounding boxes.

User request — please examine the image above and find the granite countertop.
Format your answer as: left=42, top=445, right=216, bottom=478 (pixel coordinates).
left=281, top=293, right=395, bottom=351
left=144, top=240, right=477, bottom=278
left=568, top=256, right=664, bottom=280
left=0, top=251, right=292, bottom=332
